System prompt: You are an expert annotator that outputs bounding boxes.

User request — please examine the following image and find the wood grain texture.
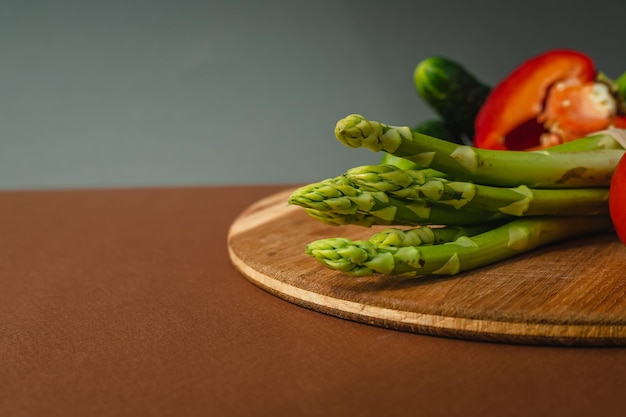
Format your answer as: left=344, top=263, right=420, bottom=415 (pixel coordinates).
left=227, top=188, right=626, bottom=345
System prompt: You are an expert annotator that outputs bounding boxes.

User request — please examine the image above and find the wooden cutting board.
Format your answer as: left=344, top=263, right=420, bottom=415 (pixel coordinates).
left=227, top=188, right=626, bottom=346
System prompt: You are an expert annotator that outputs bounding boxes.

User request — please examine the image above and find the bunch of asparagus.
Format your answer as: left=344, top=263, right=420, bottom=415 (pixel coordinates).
left=288, top=114, right=625, bottom=277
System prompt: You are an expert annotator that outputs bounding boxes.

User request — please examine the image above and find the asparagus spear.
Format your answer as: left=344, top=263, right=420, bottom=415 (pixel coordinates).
left=369, top=224, right=499, bottom=247
left=304, top=209, right=505, bottom=232
left=381, top=121, right=623, bottom=171
left=303, top=208, right=385, bottom=227
left=380, top=120, right=624, bottom=172
left=305, top=215, right=613, bottom=277
left=334, top=114, right=624, bottom=188
left=288, top=176, right=509, bottom=227
left=345, top=164, right=610, bottom=216
left=541, top=129, right=625, bottom=152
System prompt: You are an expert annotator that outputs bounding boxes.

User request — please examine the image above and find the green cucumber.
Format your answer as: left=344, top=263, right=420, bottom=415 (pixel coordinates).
left=412, top=118, right=460, bottom=143
left=414, top=56, right=491, bottom=143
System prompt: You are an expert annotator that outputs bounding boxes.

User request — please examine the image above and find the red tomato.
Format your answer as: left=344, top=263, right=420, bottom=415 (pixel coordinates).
left=610, top=154, right=626, bottom=244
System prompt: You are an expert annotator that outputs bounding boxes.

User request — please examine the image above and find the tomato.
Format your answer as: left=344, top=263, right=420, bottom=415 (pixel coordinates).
left=610, top=154, right=626, bottom=245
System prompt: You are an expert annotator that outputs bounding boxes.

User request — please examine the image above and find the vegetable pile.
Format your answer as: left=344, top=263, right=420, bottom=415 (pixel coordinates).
left=288, top=49, right=626, bottom=278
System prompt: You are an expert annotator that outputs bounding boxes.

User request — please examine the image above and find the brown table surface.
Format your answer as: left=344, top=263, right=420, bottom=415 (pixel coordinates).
left=2, top=185, right=626, bottom=417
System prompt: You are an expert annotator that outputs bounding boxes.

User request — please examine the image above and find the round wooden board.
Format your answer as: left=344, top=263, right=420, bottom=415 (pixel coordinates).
left=227, top=188, right=626, bottom=346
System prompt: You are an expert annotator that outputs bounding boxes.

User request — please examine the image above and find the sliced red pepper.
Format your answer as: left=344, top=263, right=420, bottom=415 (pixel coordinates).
left=473, top=49, right=624, bottom=150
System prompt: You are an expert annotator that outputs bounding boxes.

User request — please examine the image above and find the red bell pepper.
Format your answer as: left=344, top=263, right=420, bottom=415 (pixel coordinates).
left=474, top=49, right=626, bottom=150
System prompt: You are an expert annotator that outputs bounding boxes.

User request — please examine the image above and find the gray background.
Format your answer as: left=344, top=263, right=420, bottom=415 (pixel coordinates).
left=1, top=0, right=625, bottom=190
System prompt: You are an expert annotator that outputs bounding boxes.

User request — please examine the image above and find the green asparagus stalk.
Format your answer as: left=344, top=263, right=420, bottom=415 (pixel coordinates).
left=334, top=114, right=625, bottom=188
left=303, top=208, right=385, bottom=227
left=288, top=176, right=510, bottom=227
left=380, top=152, right=422, bottom=170
left=369, top=224, right=500, bottom=247
left=541, top=129, right=625, bottom=152
left=303, top=208, right=503, bottom=230
left=380, top=120, right=624, bottom=171
left=345, top=164, right=610, bottom=216
left=305, top=215, right=613, bottom=277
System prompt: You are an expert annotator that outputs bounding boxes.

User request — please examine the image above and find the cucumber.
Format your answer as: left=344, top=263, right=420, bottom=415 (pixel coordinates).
left=411, top=118, right=461, bottom=144
left=414, top=56, right=491, bottom=143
